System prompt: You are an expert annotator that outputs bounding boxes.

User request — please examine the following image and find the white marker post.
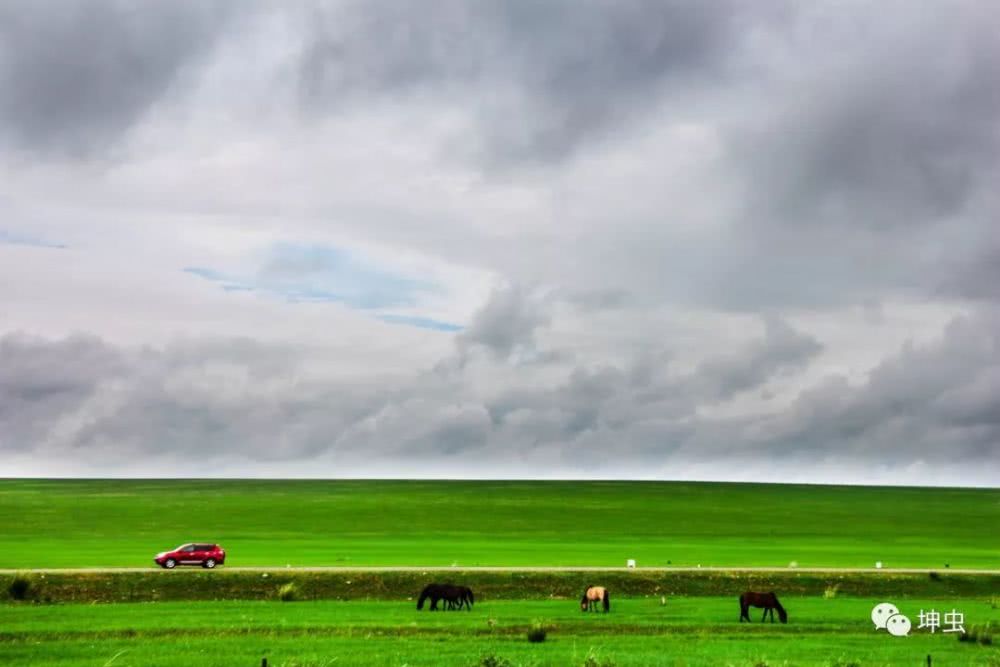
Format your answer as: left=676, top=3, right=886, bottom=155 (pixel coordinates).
left=626, top=559, right=636, bottom=569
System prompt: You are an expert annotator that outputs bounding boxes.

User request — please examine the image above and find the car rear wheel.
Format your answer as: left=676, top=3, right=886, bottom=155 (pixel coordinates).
left=203, top=558, right=217, bottom=569
left=163, top=558, right=176, bottom=569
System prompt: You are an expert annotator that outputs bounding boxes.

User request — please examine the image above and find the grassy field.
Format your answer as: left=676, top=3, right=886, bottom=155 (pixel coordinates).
left=2, top=479, right=999, bottom=666
left=2, top=598, right=999, bottom=666
left=1, top=479, right=998, bottom=569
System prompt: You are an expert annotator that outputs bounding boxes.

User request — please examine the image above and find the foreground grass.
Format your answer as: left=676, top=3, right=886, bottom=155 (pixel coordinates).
left=2, top=598, right=999, bottom=666
left=1, top=479, right=998, bottom=569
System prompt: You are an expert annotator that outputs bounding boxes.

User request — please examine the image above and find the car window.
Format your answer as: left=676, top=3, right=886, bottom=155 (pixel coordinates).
left=181, top=545, right=195, bottom=552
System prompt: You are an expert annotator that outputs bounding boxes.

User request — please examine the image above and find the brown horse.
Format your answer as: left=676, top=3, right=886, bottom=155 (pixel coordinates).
left=739, top=591, right=787, bottom=623
left=417, top=583, right=473, bottom=611
left=580, top=586, right=610, bottom=612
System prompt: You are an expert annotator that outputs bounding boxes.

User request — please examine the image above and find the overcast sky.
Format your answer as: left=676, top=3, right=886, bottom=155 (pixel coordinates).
left=1, top=1, right=997, bottom=485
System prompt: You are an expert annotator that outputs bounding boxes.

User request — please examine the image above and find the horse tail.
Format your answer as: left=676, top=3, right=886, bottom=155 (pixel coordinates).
left=467, top=589, right=474, bottom=608
left=603, top=589, right=610, bottom=612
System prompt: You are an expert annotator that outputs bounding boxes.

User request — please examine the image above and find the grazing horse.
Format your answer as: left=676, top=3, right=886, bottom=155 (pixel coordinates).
left=416, top=583, right=472, bottom=611
left=580, top=586, right=610, bottom=613
left=739, top=591, right=787, bottom=623
left=448, top=586, right=474, bottom=610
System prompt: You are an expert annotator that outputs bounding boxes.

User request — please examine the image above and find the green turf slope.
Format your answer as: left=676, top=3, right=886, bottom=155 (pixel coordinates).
left=0, top=479, right=997, bottom=569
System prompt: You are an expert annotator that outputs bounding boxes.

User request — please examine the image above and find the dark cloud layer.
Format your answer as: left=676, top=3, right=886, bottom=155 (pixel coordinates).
left=747, top=309, right=1000, bottom=464
left=457, top=286, right=549, bottom=359
left=0, top=1, right=236, bottom=156
left=300, top=0, right=743, bottom=164
left=4, top=307, right=994, bottom=476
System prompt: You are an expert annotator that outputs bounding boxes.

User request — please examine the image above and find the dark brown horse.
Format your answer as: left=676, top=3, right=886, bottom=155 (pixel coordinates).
left=449, top=585, right=474, bottom=610
left=417, top=583, right=473, bottom=611
left=739, top=591, right=787, bottom=623
left=581, top=586, right=610, bottom=612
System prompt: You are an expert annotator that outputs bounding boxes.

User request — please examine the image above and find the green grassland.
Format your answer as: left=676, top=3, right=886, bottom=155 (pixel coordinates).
left=2, top=479, right=999, bottom=666
left=1, top=479, right=998, bottom=569
left=2, top=598, right=999, bottom=666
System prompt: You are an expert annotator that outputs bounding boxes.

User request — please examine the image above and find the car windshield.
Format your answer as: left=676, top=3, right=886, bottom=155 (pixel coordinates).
left=174, top=544, right=192, bottom=551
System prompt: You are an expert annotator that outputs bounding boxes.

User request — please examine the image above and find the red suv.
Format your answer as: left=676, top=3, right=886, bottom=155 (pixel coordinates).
left=154, top=543, right=226, bottom=569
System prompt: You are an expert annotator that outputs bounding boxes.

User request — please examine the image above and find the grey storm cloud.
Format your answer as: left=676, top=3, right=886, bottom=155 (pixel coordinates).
left=737, top=44, right=1000, bottom=233
left=691, top=315, right=822, bottom=400
left=0, top=333, right=381, bottom=462
left=299, top=0, right=744, bottom=164
left=743, top=308, right=1000, bottom=466
left=0, top=1, right=238, bottom=157
left=0, top=304, right=997, bottom=477
left=0, top=333, right=126, bottom=451
left=719, top=2, right=1000, bottom=306
left=482, top=314, right=822, bottom=440
left=457, top=285, right=550, bottom=359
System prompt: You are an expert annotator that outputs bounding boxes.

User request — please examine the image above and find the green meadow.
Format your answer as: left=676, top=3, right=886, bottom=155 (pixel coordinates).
left=1, top=479, right=998, bottom=569
left=2, top=598, right=999, bottom=666
left=2, top=479, right=999, bottom=666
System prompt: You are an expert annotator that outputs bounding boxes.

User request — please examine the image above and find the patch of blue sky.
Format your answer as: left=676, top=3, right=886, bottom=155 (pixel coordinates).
left=183, top=267, right=247, bottom=292
left=260, top=243, right=440, bottom=310
left=183, top=242, right=462, bottom=332
left=376, top=314, right=463, bottom=332
left=0, top=229, right=66, bottom=249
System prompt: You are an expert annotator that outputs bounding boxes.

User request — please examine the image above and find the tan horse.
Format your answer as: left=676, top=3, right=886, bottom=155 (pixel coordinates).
left=580, top=586, right=610, bottom=612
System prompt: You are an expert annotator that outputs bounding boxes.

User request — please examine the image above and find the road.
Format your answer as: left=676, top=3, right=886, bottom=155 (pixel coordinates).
left=2, top=566, right=999, bottom=575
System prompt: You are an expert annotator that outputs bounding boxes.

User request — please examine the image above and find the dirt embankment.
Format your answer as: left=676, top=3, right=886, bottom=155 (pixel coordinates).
left=4, top=569, right=997, bottom=604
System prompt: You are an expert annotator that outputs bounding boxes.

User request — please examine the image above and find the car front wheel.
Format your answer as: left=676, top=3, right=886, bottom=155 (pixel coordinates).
left=203, top=559, right=217, bottom=569
left=163, top=558, right=176, bottom=569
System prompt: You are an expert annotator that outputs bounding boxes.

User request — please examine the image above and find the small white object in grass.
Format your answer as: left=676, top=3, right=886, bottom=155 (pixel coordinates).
left=262, top=573, right=269, bottom=578
left=788, top=561, right=798, bottom=568
left=876, top=561, right=883, bottom=569
left=627, top=559, right=636, bottom=569
left=660, top=596, right=667, bottom=606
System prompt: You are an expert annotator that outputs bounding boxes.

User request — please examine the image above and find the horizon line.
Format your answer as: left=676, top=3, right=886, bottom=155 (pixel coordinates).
left=0, top=476, right=996, bottom=491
